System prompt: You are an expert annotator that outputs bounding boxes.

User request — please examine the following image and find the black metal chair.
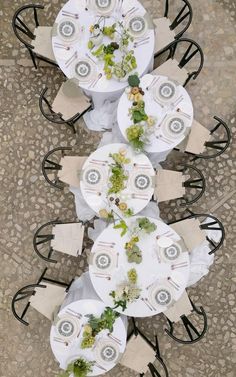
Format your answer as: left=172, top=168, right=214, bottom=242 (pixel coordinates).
left=191, top=116, right=231, bottom=160
left=12, top=4, right=58, bottom=69
left=39, top=87, right=93, bottom=134
left=153, top=165, right=206, bottom=206
left=154, top=38, right=204, bottom=87
left=11, top=268, right=73, bottom=326
left=179, top=165, right=206, bottom=206
left=154, top=0, right=193, bottom=56
left=33, top=219, right=90, bottom=263
left=168, top=209, right=225, bottom=255
left=41, top=146, right=72, bottom=189
left=164, top=293, right=208, bottom=344
left=164, top=0, right=193, bottom=40
left=121, top=318, right=169, bottom=377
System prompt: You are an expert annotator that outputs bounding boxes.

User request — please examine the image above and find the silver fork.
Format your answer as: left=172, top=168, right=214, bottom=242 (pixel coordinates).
left=141, top=297, right=153, bottom=311
left=146, top=76, right=159, bottom=91
left=156, top=134, right=172, bottom=144
left=134, top=40, right=150, bottom=48
left=62, top=11, right=79, bottom=19
left=89, top=73, right=102, bottom=88
left=65, top=51, right=77, bottom=68
left=171, top=262, right=188, bottom=270
left=134, top=37, right=150, bottom=46
left=85, top=52, right=96, bottom=64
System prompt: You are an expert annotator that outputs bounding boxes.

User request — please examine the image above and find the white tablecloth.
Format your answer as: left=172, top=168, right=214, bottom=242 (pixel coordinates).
left=117, top=74, right=194, bottom=161
left=51, top=272, right=128, bottom=375
left=89, top=216, right=190, bottom=317
left=52, top=0, right=155, bottom=131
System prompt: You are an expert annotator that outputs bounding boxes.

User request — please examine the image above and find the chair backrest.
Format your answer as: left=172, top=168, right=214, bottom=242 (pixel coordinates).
left=164, top=0, right=193, bottom=39
left=41, top=146, right=72, bottom=189
left=39, top=87, right=72, bottom=125
left=164, top=296, right=208, bottom=344
left=180, top=165, right=206, bottom=205
left=169, top=210, right=225, bottom=255
left=124, top=318, right=169, bottom=377
left=11, top=283, right=46, bottom=326
left=12, top=4, right=44, bottom=49
left=33, top=219, right=62, bottom=263
left=12, top=268, right=72, bottom=325
left=154, top=38, right=204, bottom=86
left=192, top=116, right=231, bottom=160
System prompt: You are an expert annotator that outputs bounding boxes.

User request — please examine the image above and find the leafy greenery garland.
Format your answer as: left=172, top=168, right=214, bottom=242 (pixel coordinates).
left=126, top=75, right=156, bottom=151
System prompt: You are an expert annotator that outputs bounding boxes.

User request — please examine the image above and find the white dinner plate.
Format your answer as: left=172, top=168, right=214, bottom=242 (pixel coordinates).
left=148, top=284, right=173, bottom=308
left=72, top=58, right=97, bottom=83
left=128, top=169, right=153, bottom=194
left=90, top=248, right=117, bottom=272
left=159, top=242, right=183, bottom=262
left=94, top=339, right=121, bottom=365
left=125, top=15, right=148, bottom=38
left=82, top=165, right=107, bottom=189
left=161, top=114, right=187, bottom=139
left=57, top=18, right=80, bottom=42
left=55, top=315, right=80, bottom=340
left=91, top=0, right=117, bottom=15
left=153, top=79, right=179, bottom=104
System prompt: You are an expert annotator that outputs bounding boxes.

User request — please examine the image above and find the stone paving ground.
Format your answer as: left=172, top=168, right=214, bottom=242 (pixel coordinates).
left=0, top=0, right=235, bottom=376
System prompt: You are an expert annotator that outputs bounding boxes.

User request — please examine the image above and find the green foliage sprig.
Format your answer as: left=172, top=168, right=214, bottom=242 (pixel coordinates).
left=59, top=358, right=94, bottom=377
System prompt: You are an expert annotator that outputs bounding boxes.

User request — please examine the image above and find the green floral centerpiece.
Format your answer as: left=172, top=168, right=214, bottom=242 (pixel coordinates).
left=114, top=217, right=157, bottom=263
left=81, top=307, right=120, bottom=349
left=88, top=19, right=137, bottom=80
left=110, top=269, right=141, bottom=311
left=59, top=357, right=94, bottom=377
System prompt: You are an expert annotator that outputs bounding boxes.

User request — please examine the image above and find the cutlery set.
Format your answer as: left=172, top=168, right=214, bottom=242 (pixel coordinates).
left=116, top=0, right=124, bottom=13
left=146, top=76, right=160, bottom=91
left=65, top=51, right=78, bottom=68
left=134, top=37, right=150, bottom=48
left=141, top=297, right=156, bottom=311
left=62, top=10, right=79, bottom=19
left=155, top=134, right=173, bottom=144
left=53, top=42, right=70, bottom=51
left=97, top=241, right=115, bottom=248
left=171, top=261, right=189, bottom=270
left=89, top=73, right=103, bottom=88
left=66, top=308, right=83, bottom=319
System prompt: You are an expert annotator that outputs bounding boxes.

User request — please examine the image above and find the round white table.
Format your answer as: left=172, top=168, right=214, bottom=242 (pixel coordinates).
left=80, top=143, right=155, bottom=216
left=89, top=216, right=190, bottom=317
left=52, top=0, right=155, bottom=131
left=117, top=74, right=194, bottom=161
left=50, top=273, right=127, bottom=375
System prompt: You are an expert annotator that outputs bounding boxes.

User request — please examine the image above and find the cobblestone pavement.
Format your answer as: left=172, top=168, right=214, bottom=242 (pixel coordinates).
left=0, top=0, right=235, bottom=376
